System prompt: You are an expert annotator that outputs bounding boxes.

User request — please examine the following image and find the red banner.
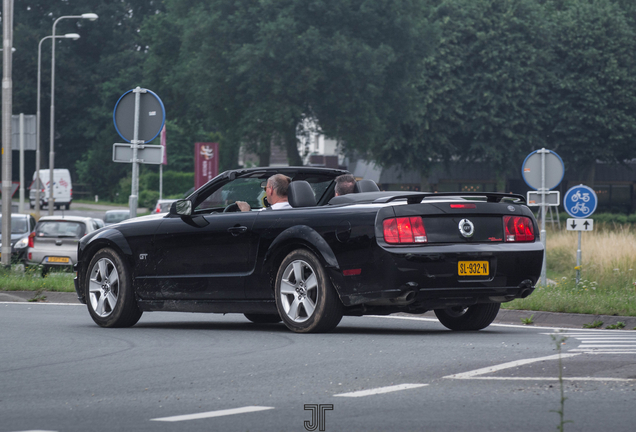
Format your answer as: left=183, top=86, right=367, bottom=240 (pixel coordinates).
left=195, top=142, right=219, bottom=189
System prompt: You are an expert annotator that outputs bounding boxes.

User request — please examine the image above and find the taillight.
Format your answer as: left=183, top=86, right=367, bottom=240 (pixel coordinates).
left=504, top=216, right=534, bottom=242
left=28, top=232, right=35, bottom=248
left=450, top=203, right=476, bottom=209
left=383, top=217, right=427, bottom=244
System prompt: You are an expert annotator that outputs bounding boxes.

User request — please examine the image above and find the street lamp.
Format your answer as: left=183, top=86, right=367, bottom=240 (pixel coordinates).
left=35, top=33, right=80, bottom=217
left=48, top=13, right=98, bottom=215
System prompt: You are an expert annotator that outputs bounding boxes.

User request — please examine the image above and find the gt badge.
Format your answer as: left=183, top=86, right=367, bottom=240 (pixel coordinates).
left=458, top=219, right=474, bottom=238
left=139, top=254, right=148, bottom=260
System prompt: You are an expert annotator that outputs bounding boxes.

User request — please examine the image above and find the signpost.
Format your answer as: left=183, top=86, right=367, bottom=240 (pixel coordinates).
left=564, top=185, right=597, bottom=284
left=522, top=149, right=564, bottom=286
left=113, top=88, right=165, bottom=217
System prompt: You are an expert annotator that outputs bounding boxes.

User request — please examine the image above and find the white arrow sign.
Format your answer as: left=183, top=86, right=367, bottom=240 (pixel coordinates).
left=566, top=218, right=594, bottom=231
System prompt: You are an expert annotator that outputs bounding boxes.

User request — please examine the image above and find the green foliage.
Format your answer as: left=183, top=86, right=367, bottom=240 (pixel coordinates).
left=520, top=314, right=534, bottom=325
left=401, top=0, right=554, bottom=179
left=546, top=0, right=636, bottom=178
left=582, top=320, right=604, bottom=329
left=142, top=0, right=436, bottom=168
left=606, top=321, right=626, bottom=330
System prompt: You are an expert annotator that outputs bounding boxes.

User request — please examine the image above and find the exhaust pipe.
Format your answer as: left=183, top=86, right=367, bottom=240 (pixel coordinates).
left=518, top=279, right=535, bottom=298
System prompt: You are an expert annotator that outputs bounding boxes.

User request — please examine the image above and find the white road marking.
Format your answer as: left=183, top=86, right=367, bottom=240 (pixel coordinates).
left=9, top=430, right=58, bottom=432
left=370, top=314, right=579, bottom=331
left=334, top=383, right=428, bottom=398
left=151, top=406, right=274, bottom=422
left=579, top=344, right=636, bottom=349
left=443, top=353, right=580, bottom=379
left=0, top=302, right=82, bottom=306
left=451, top=377, right=634, bottom=382
left=543, top=331, right=636, bottom=354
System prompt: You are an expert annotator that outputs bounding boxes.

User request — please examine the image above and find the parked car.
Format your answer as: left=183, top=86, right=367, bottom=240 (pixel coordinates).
left=103, top=209, right=130, bottom=225
left=74, top=167, right=543, bottom=332
left=0, top=213, right=37, bottom=264
left=92, top=218, right=105, bottom=229
left=28, top=168, right=73, bottom=210
left=27, top=216, right=98, bottom=276
left=153, top=199, right=178, bottom=213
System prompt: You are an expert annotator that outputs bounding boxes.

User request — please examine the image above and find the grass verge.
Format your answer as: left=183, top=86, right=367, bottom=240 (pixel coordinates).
left=0, top=266, right=75, bottom=292
left=503, top=224, right=636, bottom=317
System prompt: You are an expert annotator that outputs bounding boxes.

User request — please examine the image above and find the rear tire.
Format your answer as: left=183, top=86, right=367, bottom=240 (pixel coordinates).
left=434, top=303, right=500, bottom=331
left=65, top=203, right=70, bottom=210
left=244, top=313, right=282, bottom=324
left=275, top=249, right=343, bottom=333
left=85, top=247, right=142, bottom=328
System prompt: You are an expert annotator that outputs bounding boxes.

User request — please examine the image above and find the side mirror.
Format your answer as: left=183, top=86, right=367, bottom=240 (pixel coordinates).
left=172, top=199, right=192, bottom=216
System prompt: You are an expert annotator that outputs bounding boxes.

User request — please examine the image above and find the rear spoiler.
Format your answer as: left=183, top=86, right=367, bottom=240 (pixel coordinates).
left=373, top=192, right=526, bottom=205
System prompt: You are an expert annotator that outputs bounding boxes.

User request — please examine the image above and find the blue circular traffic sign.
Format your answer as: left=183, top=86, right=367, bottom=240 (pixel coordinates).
left=113, top=88, right=165, bottom=143
left=563, top=185, right=597, bottom=218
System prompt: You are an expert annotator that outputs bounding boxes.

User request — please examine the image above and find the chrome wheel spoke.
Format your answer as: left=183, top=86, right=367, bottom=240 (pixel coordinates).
left=280, top=279, right=296, bottom=295
left=105, top=292, right=118, bottom=312
left=292, top=261, right=304, bottom=283
left=287, top=297, right=300, bottom=320
left=95, top=295, right=106, bottom=316
left=305, top=273, right=317, bottom=290
left=88, top=278, right=102, bottom=293
left=98, top=260, right=108, bottom=281
left=301, top=297, right=315, bottom=317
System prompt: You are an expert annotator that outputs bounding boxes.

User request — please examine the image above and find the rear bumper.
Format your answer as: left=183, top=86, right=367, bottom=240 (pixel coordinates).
left=333, top=241, right=544, bottom=308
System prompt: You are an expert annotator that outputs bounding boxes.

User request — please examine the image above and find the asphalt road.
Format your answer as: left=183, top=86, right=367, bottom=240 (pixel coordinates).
left=1, top=304, right=634, bottom=432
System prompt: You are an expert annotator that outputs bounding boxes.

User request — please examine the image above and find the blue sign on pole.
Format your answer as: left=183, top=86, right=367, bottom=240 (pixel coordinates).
left=563, top=185, right=597, bottom=218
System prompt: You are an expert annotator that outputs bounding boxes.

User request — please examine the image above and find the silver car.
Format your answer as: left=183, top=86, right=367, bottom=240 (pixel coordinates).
left=27, top=216, right=98, bottom=276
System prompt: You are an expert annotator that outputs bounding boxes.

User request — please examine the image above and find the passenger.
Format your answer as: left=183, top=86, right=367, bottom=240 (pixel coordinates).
left=334, top=174, right=356, bottom=196
left=237, top=174, right=292, bottom=211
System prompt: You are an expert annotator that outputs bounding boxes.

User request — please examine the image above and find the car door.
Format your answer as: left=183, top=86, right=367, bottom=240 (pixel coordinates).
left=142, top=211, right=260, bottom=300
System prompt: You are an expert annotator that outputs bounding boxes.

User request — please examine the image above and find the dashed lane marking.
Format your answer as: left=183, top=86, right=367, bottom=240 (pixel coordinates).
left=150, top=406, right=274, bottom=422
left=334, top=383, right=429, bottom=398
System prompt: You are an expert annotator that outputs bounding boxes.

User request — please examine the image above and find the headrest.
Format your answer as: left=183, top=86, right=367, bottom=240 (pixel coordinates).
left=288, top=181, right=317, bottom=208
left=354, top=179, right=380, bottom=193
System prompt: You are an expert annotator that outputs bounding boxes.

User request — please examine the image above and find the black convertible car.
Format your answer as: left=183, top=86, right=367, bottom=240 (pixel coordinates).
left=74, top=167, right=543, bottom=333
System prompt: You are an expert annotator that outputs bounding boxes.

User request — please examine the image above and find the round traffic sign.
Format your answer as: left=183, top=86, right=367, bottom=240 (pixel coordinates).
left=113, top=89, right=165, bottom=143
left=522, top=149, right=564, bottom=190
left=563, top=185, right=597, bottom=218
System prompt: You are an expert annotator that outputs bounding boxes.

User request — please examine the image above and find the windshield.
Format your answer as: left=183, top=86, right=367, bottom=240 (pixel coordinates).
left=36, top=221, right=85, bottom=238
left=0, top=216, right=29, bottom=234
left=104, top=211, right=129, bottom=223
left=195, top=175, right=335, bottom=212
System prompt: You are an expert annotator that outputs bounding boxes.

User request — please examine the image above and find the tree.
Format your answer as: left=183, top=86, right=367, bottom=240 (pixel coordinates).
left=545, top=0, right=636, bottom=183
left=9, top=0, right=163, bottom=198
left=141, top=0, right=435, bottom=167
left=372, top=0, right=554, bottom=183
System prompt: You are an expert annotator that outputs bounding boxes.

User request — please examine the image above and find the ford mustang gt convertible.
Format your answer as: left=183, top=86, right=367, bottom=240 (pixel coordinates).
left=74, top=167, right=543, bottom=333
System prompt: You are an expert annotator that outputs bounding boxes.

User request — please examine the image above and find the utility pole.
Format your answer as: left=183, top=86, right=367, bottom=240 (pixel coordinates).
left=2, top=0, right=14, bottom=267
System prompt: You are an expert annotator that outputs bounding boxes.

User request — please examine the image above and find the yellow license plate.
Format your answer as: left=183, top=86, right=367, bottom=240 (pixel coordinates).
left=458, top=261, right=489, bottom=276
left=48, top=256, right=70, bottom=263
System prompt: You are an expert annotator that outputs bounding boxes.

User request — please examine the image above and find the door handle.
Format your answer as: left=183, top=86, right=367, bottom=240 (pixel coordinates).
left=227, top=226, right=248, bottom=236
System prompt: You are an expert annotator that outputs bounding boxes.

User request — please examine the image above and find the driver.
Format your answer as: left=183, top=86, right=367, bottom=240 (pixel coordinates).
left=236, top=174, right=292, bottom=211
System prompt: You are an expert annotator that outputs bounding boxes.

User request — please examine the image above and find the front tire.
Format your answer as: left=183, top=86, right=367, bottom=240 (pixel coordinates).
left=275, top=249, right=343, bottom=333
left=434, top=303, right=500, bottom=331
left=85, top=247, right=142, bottom=328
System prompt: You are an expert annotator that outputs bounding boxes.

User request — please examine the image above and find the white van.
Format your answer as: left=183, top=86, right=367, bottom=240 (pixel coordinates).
left=29, top=169, right=73, bottom=210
